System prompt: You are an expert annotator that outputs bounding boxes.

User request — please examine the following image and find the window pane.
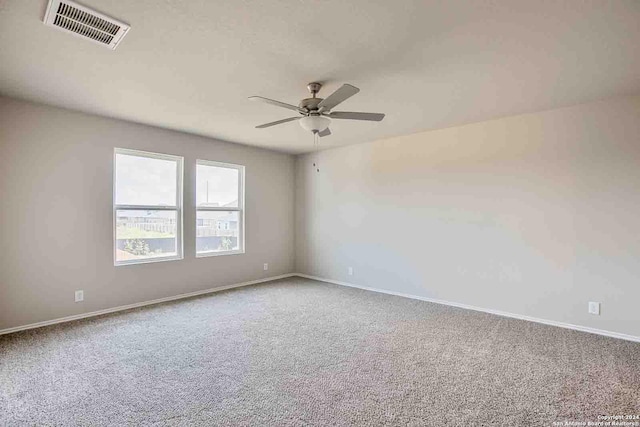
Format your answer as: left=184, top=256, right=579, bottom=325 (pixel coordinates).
left=196, top=164, right=239, bottom=208
left=116, top=153, right=177, bottom=206
left=196, top=211, right=240, bottom=253
left=116, top=210, right=178, bottom=262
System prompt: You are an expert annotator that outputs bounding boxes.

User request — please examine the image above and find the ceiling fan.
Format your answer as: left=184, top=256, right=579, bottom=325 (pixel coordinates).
left=249, top=82, right=385, bottom=137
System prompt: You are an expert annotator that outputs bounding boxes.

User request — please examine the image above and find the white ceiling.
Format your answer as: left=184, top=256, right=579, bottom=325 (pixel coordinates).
left=1, top=1, right=639, bottom=154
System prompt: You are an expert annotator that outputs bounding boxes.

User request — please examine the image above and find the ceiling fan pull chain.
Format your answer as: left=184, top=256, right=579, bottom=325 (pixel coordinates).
left=313, top=131, right=320, bottom=173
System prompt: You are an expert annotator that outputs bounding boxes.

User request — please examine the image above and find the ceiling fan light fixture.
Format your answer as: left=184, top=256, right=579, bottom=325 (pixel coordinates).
left=299, top=115, right=330, bottom=133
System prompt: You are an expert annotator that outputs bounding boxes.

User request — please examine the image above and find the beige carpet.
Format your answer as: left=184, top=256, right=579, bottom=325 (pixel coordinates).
left=1, top=277, right=639, bottom=426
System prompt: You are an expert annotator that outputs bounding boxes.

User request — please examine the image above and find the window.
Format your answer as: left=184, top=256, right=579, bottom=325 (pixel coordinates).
left=114, top=149, right=183, bottom=265
left=196, top=160, right=244, bottom=256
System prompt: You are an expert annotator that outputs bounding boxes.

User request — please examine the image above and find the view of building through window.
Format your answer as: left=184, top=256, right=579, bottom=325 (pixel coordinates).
left=115, top=210, right=178, bottom=262
left=196, top=161, right=243, bottom=255
left=114, top=150, right=182, bottom=264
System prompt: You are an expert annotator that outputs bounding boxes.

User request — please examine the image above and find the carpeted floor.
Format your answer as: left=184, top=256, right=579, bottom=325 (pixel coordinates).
left=1, top=277, right=639, bottom=426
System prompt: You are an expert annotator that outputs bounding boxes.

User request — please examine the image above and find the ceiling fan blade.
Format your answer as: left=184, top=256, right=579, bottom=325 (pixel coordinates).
left=317, top=84, right=360, bottom=111
left=255, top=117, right=300, bottom=129
left=328, top=111, right=385, bottom=121
left=318, top=127, right=331, bottom=137
left=249, top=96, right=303, bottom=113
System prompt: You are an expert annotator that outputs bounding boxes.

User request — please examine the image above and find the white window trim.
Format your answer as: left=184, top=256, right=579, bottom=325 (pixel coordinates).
left=113, top=148, right=184, bottom=266
left=196, top=159, right=245, bottom=258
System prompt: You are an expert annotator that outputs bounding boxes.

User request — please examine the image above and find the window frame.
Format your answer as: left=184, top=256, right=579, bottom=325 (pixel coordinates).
left=113, top=148, right=184, bottom=266
left=195, top=159, right=245, bottom=258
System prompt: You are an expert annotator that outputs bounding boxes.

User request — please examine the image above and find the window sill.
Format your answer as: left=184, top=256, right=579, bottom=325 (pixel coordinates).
left=115, top=255, right=183, bottom=267
left=196, top=249, right=245, bottom=258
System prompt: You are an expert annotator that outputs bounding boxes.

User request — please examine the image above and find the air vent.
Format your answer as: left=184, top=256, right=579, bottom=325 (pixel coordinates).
left=43, top=0, right=129, bottom=50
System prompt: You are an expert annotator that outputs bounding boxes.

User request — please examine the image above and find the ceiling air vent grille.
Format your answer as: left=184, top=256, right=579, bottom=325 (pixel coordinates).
left=43, top=0, right=130, bottom=50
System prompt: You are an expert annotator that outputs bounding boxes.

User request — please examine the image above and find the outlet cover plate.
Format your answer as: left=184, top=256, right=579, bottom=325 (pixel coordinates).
left=588, top=301, right=600, bottom=315
left=75, top=290, right=84, bottom=303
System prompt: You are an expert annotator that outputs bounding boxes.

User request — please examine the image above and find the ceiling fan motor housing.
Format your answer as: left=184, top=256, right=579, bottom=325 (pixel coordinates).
left=299, top=97, right=323, bottom=112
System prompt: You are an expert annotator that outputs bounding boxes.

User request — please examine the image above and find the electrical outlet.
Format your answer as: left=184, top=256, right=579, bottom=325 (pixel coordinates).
left=588, top=301, right=600, bottom=315
left=75, top=290, right=84, bottom=303
left=263, top=263, right=268, bottom=271
left=348, top=267, right=353, bottom=276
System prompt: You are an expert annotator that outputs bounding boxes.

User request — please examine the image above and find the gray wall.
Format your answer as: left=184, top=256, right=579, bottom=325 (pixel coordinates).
left=3, top=94, right=640, bottom=338
left=296, top=95, right=640, bottom=338
left=0, top=96, right=295, bottom=331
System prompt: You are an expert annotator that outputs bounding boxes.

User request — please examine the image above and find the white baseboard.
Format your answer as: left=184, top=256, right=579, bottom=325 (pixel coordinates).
left=295, top=273, right=640, bottom=344
left=0, top=273, right=296, bottom=336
